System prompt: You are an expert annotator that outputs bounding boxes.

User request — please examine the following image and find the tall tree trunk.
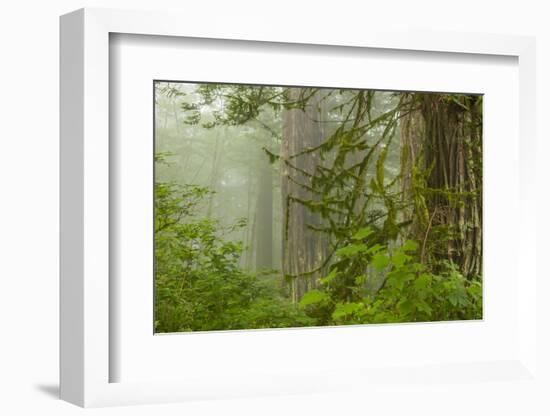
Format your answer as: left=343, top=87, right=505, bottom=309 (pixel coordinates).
left=281, top=88, right=328, bottom=302
left=206, top=129, right=224, bottom=218
left=400, top=94, right=482, bottom=278
left=255, top=155, right=273, bottom=270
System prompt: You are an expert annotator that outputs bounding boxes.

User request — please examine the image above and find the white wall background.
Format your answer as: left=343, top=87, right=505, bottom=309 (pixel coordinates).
left=0, top=0, right=548, bottom=415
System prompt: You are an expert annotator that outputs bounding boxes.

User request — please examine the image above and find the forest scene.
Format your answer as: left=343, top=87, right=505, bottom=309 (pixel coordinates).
left=154, top=81, right=483, bottom=333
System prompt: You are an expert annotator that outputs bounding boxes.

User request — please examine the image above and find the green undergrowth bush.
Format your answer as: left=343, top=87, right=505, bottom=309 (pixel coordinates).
left=155, top=180, right=481, bottom=331
left=154, top=181, right=313, bottom=332
left=299, top=227, right=482, bottom=326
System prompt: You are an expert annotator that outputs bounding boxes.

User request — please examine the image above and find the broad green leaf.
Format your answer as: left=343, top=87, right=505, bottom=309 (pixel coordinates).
left=413, top=273, right=432, bottom=291
left=299, top=290, right=329, bottom=308
left=371, top=253, right=390, bottom=271
left=448, top=286, right=469, bottom=307
left=336, top=243, right=368, bottom=258
left=401, top=240, right=418, bottom=252
left=392, top=251, right=409, bottom=268
left=319, top=268, right=338, bottom=285
left=332, top=302, right=364, bottom=320
left=351, top=227, right=374, bottom=240
left=387, top=270, right=414, bottom=291
left=416, top=300, right=433, bottom=316
left=397, top=299, right=415, bottom=315
left=366, top=243, right=384, bottom=254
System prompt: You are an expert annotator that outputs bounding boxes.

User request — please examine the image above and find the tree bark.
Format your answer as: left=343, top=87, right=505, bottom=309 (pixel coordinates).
left=400, top=94, right=482, bottom=278
left=255, top=154, right=273, bottom=271
left=281, top=88, right=329, bottom=302
left=206, top=129, right=224, bottom=218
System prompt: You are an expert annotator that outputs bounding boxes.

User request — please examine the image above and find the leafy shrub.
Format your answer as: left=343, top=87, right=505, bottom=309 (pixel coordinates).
left=154, top=181, right=313, bottom=332
left=299, top=227, right=482, bottom=326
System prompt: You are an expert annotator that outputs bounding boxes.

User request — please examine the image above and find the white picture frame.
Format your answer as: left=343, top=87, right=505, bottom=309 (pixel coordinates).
left=60, top=7, right=539, bottom=408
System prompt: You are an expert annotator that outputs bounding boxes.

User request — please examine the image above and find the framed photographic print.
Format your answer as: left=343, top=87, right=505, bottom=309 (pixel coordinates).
left=60, top=8, right=540, bottom=408
left=151, top=80, right=483, bottom=334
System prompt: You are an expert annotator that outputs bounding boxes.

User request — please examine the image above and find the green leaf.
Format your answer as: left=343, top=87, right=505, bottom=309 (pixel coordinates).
left=397, top=299, right=415, bottom=315
left=371, top=253, right=390, bottom=271
left=332, top=302, right=364, bottom=320
left=467, top=281, right=482, bottom=298
left=354, top=274, right=366, bottom=285
left=416, top=300, right=433, bottom=316
left=387, top=270, right=414, bottom=291
left=366, top=244, right=384, bottom=254
left=448, top=287, right=469, bottom=307
left=401, top=240, right=418, bottom=252
left=413, top=273, right=432, bottom=291
left=351, top=227, right=374, bottom=240
left=299, top=290, right=330, bottom=308
left=391, top=251, right=409, bottom=268
left=336, top=243, right=368, bottom=258
left=319, top=269, right=338, bottom=285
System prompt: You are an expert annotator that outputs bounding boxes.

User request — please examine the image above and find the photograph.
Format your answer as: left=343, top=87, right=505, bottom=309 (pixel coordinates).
left=154, top=81, right=483, bottom=333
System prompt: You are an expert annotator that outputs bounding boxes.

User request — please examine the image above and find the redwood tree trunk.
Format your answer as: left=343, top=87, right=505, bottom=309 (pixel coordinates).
left=400, top=94, right=482, bottom=278
left=255, top=155, right=273, bottom=271
left=281, top=88, right=328, bottom=302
